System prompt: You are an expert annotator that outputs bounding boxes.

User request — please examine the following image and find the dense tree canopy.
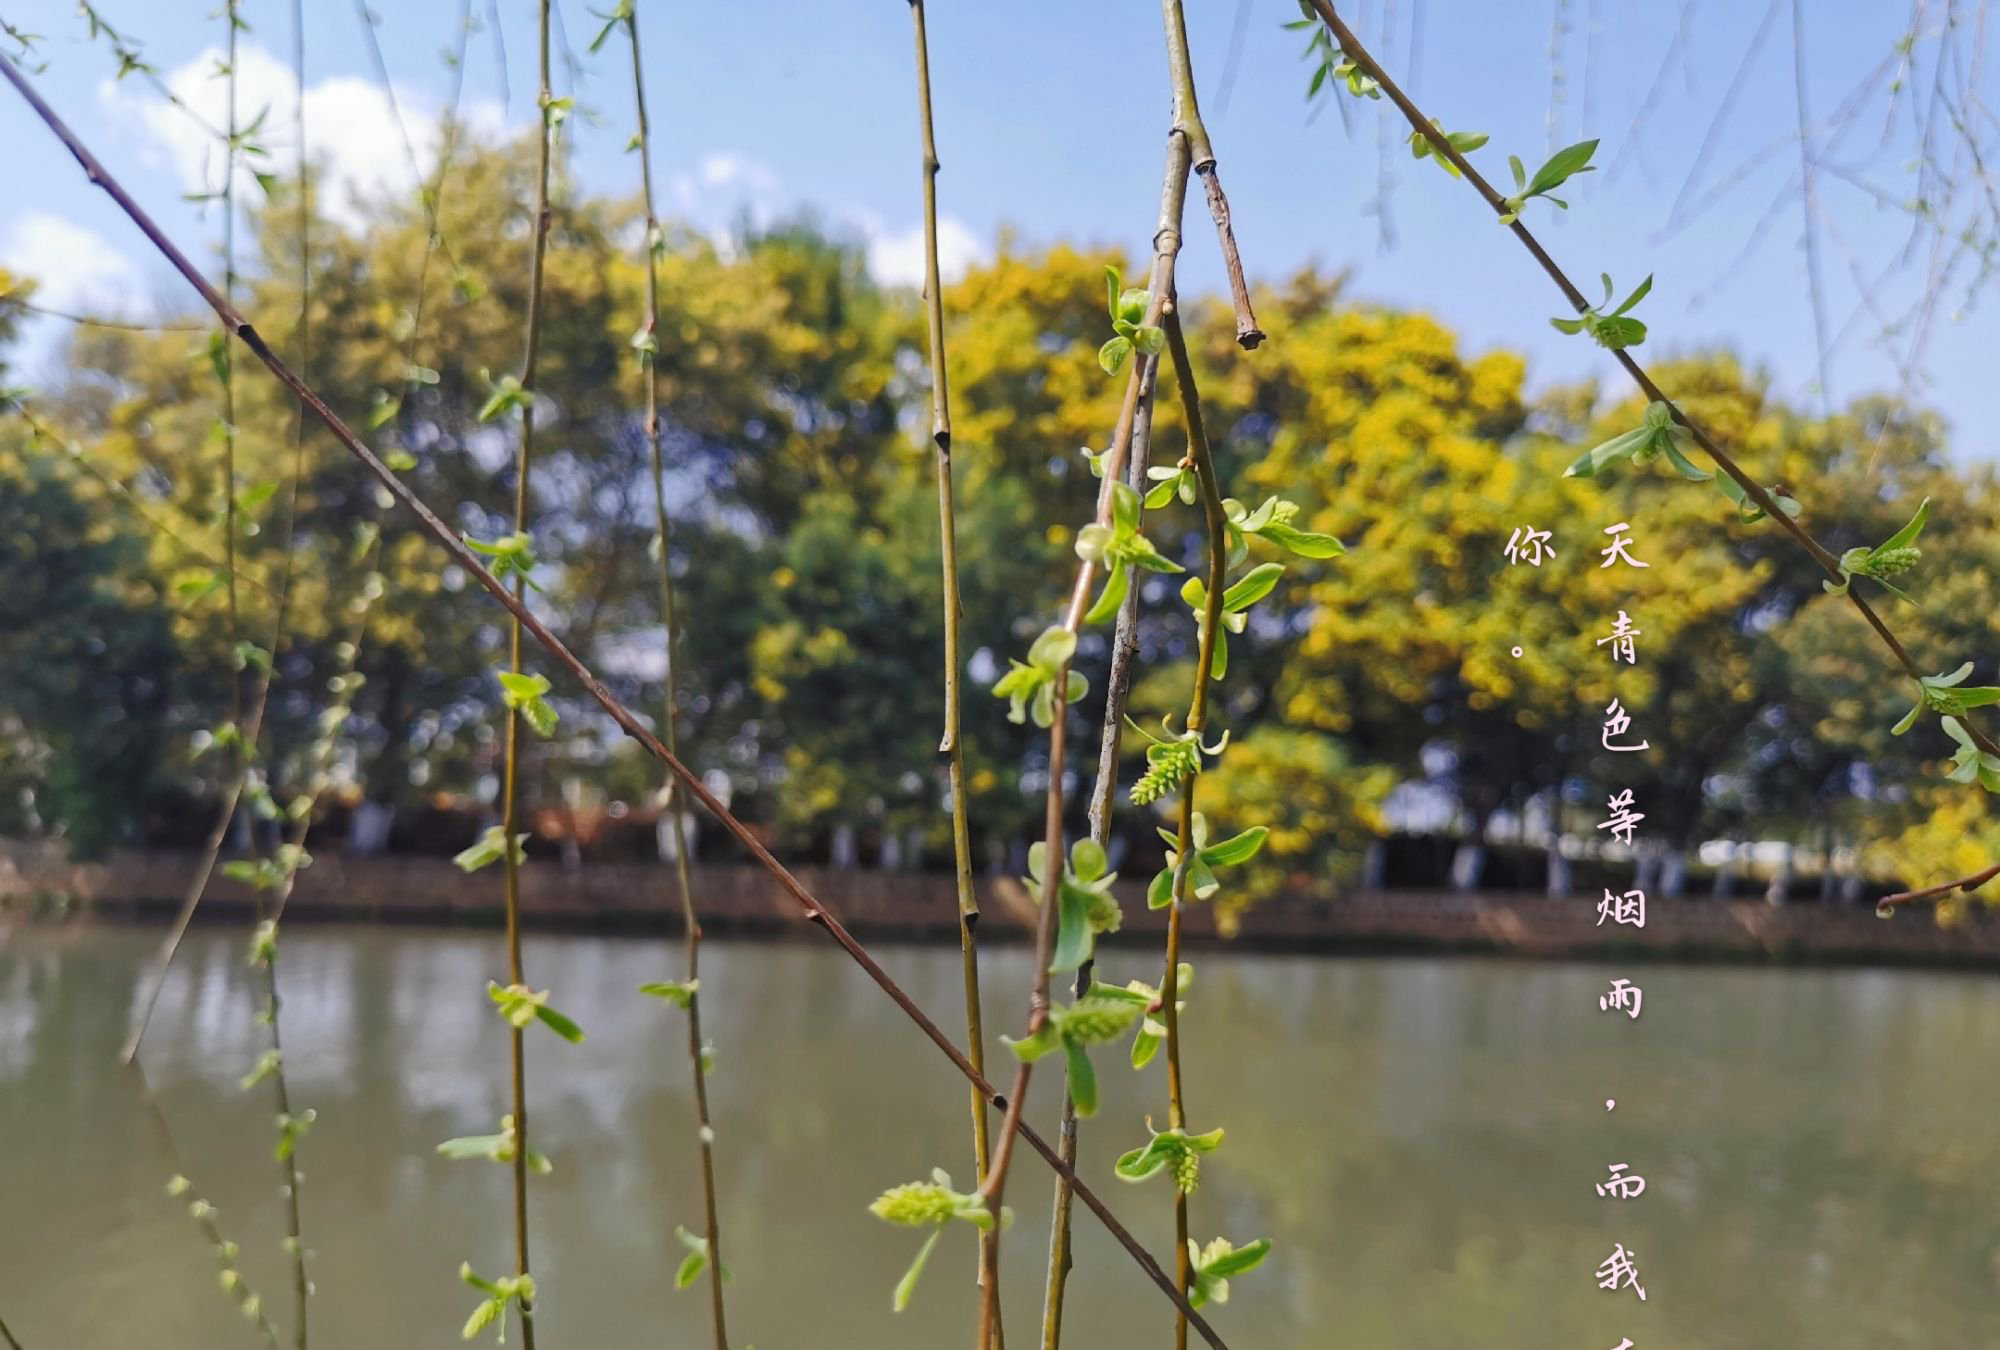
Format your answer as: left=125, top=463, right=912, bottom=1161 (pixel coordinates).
left=4, top=134, right=1997, bottom=900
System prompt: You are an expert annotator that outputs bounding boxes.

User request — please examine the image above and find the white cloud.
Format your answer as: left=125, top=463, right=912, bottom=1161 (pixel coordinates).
left=2, top=213, right=141, bottom=316
left=100, top=44, right=504, bottom=231
left=668, top=152, right=786, bottom=243
left=666, top=149, right=988, bottom=286
left=863, top=215, right=984, bottom=289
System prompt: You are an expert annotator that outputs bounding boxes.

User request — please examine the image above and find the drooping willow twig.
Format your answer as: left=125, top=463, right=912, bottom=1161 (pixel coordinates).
left=612, top=4, right=730, bottom=1343
left=1302, top=0, right=2000, bottom=764
left=0, top=53, right=1224, bottom=1346
left=4, top=402, right=280, bottom=606
left=1155, top=310, right=1231, bottom=1348
left=1876, top=860, right=2000, bottom=908
left=219, top=0, right=241, bottom=685
left=493, top=5, right=557, bottom=1343
left=1036, top=6, right=1254, bottom=1339
left=350, top=0, right=471, bottom=299
left=247, top=5, right=319, bottom=1340
left=0, top=293, right=201, bottom=331
left=1037, top=348, right=1157, bottom=1350
left=128, top=1057, right=282, bottom=1347
left=228, top=29, right=474, bottom=1324
left=902, top=6, right=1000, bottom=1341
left=120, top=0, right=308, bottom=1068
left=977, top=121, right=1199, bottom=1350
left=74, top=2, right=225, bottom=141
left=1162, top=0, right=1261, bottom=351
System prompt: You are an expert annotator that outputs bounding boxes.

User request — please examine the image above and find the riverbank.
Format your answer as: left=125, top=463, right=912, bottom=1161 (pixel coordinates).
left=4, top=841, right=1996, bottom=969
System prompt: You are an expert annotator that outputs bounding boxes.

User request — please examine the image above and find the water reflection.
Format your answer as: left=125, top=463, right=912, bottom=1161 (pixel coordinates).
left=1, top=926, right=1995, bottom=1347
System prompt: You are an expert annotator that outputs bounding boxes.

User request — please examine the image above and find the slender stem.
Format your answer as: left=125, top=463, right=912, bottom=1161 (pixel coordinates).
left=1160, top=0, right=1262, bottom=349
left=622, top=7, right=729, bottom=1345
left=1304, top=0, right=2000, bottom=761
left=264, top=8, right=315, bottom=1341
left=116, top=0, right=314, bottom=1064
left=1160, top=311, right=1231, bottom=1349
left=260, top=951, right=309, bottom=1348
left=5, top=403, right=277, bottom=603
left=1039, top=200, right=1167, bottom=1350
left=0, top=295, right=201, bottom=330
left=1043, top=11, right=1245, bottom=1333
left=0, top=1311, right=20, bottom=1350
left=221, top=0, right=240, bottom=691
left=904, top=7, right=1001, bottom=1345
left=497, top=8, right=555, bottom=1345
left=1878, top=860, right=2000, bottom=906
left=127, top=1057, right=282, bottom=1349
left=978, top=122, right=1197, bottom=1346
left=118, top=0, right=268, bottom=1062
left=0, top=56, right=1224, bottom=1344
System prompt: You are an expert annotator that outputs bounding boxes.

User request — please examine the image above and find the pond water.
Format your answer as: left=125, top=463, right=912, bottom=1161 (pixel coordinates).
left=1, top=925, right=1996, bottom=1347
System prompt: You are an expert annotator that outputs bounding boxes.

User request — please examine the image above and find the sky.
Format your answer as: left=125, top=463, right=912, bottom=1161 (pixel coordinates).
left=3, top=0, right=1997, bottom=454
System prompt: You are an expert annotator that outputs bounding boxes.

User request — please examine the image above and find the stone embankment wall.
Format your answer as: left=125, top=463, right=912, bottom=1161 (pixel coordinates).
left=3, top=841, right=1995, bottom=968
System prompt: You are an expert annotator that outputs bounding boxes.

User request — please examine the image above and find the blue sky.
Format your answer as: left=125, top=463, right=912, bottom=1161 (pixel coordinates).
left=4, top=1, right=1994, bottom=453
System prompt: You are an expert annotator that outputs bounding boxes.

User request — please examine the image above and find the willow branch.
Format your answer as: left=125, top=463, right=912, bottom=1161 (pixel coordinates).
left=1037, top=322, right=1160, bottom=1350
left=976, top=119, right=1197, bottom=1347
left=621, top=5, right=730, bottom=1344
left=1161, top=0, right=1262, bottom=349
left=1877, top=860, right=2000, bottom=907
left=1158, top=310, right=1231, bottom=1349
left=1304, top=0, right=2000, bottom=761
left=0, top=294, right=201, bottom=330
left=220, top=0, right=241, bottom=680
left=5, top=401, right=280, bottom=604
left=0, top=54, right=1221, bottom=1344
left=128, top=1058, right=282, bottom=1347
left=903, top=7, right=1002, bottom=1346
left=496, top=7, right=555, bottom=1344
left=350, top=0, right=468, bottom=288
left=117, top=0, right=312, bottom=1064
left=263, top=7, right=315, bottom=1339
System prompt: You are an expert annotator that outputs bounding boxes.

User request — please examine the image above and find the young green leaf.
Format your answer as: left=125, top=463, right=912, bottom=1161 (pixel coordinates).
left=639, top=978, right=699, bottom=1008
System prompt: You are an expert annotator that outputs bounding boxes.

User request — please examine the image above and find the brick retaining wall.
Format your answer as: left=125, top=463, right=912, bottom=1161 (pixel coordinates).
left=3, top=841, right=1996, bottom=968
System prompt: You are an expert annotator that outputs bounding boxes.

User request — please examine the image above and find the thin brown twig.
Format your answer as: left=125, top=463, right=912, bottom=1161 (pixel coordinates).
left=0, top=294, right=202, bottom=330
left=1161, top=0, right=1262, bottom=349
left=903, top=7, right=999, bottom=1346
left=1304, top=0, right=2000, bottom=763
left=0, top=54, right=1223, bottom=1344
left=621, top=4, right=730, bottom=1344
left=1877, top=860, right=2000, bottom=906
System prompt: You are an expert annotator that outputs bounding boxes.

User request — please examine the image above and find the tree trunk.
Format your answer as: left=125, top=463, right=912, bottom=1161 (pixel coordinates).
left=1765, top=842, right=1793, bottom=906
left=347, top=800, right=394, bottom=856
left=1659, top=846, right=1687, bottom=899
left=1362, top=838, right=1388, bottom=891
left=1544, top=833, right=1571, bottom=898
left=1449, top=838, right=1487, bottom=892
left=831, top=823, right=858, bottom=869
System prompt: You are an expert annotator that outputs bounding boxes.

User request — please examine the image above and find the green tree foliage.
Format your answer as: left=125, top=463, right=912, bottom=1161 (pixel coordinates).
left=5, top=142, right=1999, bottom=900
